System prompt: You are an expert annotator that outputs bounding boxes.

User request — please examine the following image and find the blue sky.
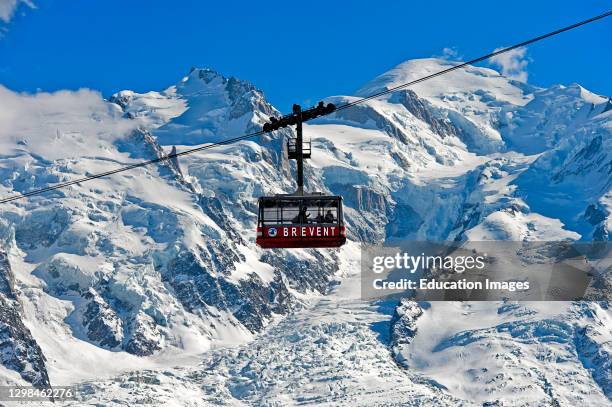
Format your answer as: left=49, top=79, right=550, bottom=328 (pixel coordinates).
left=0, top=0, right=610, bottom=112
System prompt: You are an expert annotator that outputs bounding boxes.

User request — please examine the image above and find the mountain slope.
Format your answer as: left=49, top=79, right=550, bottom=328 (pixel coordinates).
left=0, top=76, right=339, bottom=385
left=0, top=59, right=609, bottom=405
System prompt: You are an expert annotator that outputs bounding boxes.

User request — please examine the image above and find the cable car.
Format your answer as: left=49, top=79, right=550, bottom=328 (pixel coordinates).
left=256, top=102, right=346, bottom=249
left=256, top=194, right=346, bottom=248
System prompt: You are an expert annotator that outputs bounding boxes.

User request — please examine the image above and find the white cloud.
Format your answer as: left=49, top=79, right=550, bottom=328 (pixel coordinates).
left=442, top=47, right=460, bottom=60
left=0, top=86, right=137, bottom=161
left=0, top=0, right=34, bottom=24
left=489, top=46, right=529, bottom=82
left=435, top=47, right=462, bottom=61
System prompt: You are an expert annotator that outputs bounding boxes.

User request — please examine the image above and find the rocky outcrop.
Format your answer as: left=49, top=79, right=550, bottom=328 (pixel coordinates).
left=0, top=251, right=50, bottom=387
left=584, top=204, right=609, bottom=241
left=394, top=90, right=461, bottom=139
left=163, top=248, right=317, bottom=334
left=390, top=299, right=423, bottom=368
left=81, top=289, right=124, bottom=349
left=125, top=311, right=162, bottom=356
left=574, top=323, right=612, bottom=398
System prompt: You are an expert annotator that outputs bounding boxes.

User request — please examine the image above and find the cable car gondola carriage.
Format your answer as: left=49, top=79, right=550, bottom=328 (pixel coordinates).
left=256, top=102, right=346, bottom=249
left=256, top=194, right=345, bottom=248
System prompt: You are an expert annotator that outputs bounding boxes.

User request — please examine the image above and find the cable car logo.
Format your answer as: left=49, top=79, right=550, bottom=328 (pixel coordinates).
left=268, top=227, right=278, bottom=237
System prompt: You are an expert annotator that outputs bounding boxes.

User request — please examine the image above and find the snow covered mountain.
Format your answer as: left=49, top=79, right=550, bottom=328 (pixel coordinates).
left=0, top=58, right=609, bottom=406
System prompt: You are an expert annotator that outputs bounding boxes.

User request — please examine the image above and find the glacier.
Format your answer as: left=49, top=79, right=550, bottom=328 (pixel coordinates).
left=0, top=58, right=610, bottom=406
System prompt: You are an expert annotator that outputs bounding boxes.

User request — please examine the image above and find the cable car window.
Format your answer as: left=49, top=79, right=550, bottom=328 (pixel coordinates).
left=258, top=197, right=342, bottom=227
left=282, top=200, right=302, bottom=225
left=261, top=199, right=301, bottom=226
left=304, top=199, right=339, bottom=224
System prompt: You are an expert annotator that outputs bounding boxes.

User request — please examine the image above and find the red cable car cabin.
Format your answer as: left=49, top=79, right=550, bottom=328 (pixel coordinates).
left=256, top=195, right=346, bottom=248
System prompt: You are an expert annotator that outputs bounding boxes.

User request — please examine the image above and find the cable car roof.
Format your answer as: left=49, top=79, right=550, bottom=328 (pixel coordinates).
left=258, top=194, right=343, bottom=201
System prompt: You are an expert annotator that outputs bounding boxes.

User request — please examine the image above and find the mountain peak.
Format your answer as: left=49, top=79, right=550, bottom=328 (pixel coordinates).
left=177, top=67, right=258, bottom=98
left=111, top=67, right=277, bottom=146
left=355, top=58, right=534, bottom=107
left=565, top=82, right=607, bottom=103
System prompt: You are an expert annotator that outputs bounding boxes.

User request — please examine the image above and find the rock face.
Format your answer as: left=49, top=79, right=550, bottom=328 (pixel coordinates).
left=0, top=251, right=50, bottom=387
left=81, top=289, right=124, bottom=350
left=394, top=90, right=462, bottom=140
left=585, top=203, right=610, bottom=241
left=162, top=249, right=296, bottom=334
left=389, top=299, right=423, bottom=368
left=575, top=321, right=612, bottom=399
